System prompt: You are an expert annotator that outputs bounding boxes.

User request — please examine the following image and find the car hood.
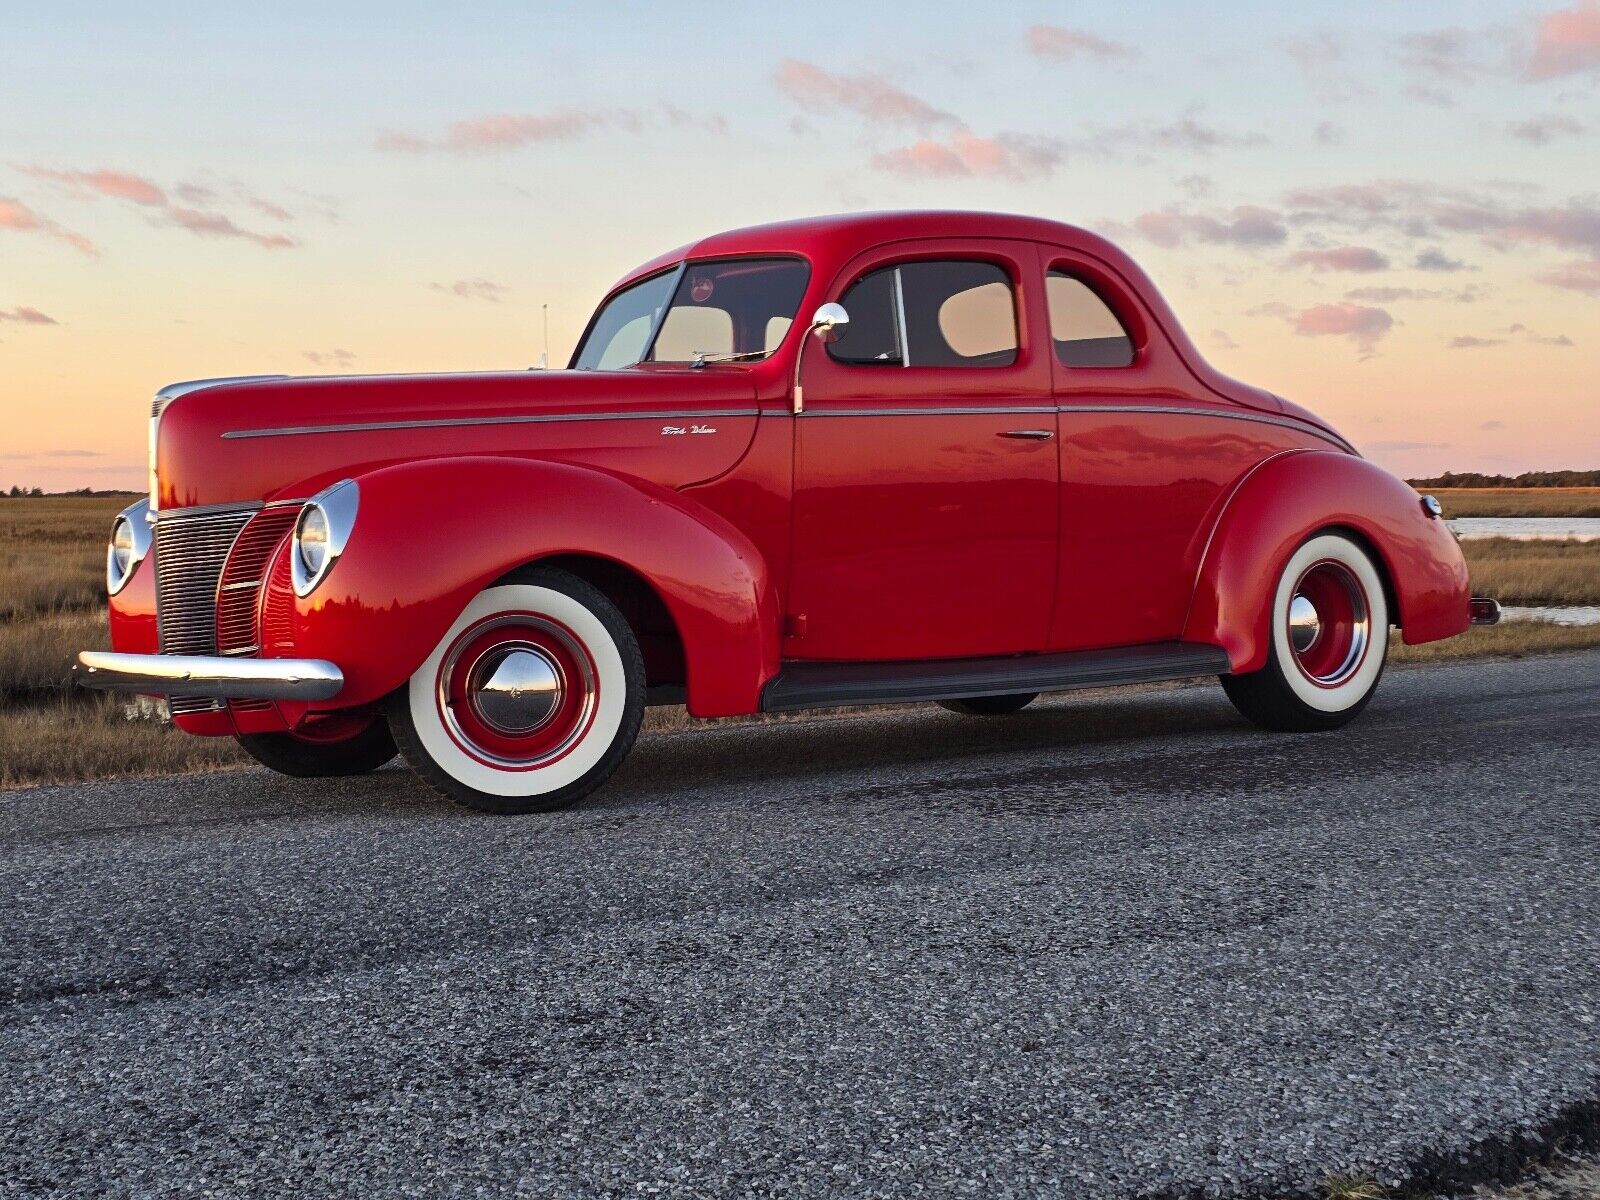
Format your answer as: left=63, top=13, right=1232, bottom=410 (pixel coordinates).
left=152, top=368, right=761, bottom=511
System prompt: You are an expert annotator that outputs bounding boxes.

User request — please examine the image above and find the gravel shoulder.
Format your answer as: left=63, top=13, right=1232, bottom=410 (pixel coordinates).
left=2, top=652, right=1597, bottom=1198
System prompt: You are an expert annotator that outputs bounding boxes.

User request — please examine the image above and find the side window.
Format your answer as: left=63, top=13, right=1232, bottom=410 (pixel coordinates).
left=827, top=268, right=902, bottom=364
left=1046, top=271, right=1135, bottom=367
left=828, top=259, right=1018, bottom=368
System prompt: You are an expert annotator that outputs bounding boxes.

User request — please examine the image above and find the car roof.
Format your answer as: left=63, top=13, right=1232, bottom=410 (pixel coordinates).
left=614, top=210, right=1128, bottom=290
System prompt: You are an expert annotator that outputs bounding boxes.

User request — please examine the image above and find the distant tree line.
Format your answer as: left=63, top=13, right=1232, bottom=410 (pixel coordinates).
left=1407, top=470, right=1600, bottom=488
left=2, top=485, right=140, bottom=498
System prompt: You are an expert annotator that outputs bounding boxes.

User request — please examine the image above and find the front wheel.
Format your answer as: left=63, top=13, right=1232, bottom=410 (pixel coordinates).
left=1221, top=532, right=1389, bottom=733
left=237, top=714, right=397, bottom=777
left=388, top=568, right=645, bottom=814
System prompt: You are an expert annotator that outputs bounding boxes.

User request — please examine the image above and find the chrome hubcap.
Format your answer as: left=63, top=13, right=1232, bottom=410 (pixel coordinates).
left=1287, top=560, right=1372, bottom=687
left=1288, top=594, right=1321, bottom=653
left=468, top=646, right=563, bottom=734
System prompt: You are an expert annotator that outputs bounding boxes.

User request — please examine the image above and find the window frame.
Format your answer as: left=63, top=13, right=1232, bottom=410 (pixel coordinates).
left=827, top=256, right=1022, bottom=371
left=571, top=254, right=812, bottom=370
left=1044, top=269, right=1139, bottom=370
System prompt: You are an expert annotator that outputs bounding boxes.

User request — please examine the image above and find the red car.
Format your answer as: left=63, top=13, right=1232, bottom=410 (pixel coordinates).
left=78, top=211, right=1494, bottom=813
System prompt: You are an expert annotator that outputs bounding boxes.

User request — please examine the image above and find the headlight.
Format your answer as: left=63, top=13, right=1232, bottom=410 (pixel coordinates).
left=106, top=498, right=151, bottom=595
left=291, top=479, right=359, bottom=598
left=297, top=506, right=329, bottom=577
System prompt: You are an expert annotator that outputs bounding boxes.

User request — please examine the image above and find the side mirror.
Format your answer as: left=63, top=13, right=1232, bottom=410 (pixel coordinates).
left=793, top=303, right=849, bottom=415
left=809, top=302, right=850, bottom=344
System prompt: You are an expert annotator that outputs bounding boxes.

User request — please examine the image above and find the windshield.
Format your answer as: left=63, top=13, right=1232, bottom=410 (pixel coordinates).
left=573, top=257, right=810, bottom=369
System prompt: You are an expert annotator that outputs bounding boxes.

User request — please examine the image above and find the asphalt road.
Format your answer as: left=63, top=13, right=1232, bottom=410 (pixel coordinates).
left=2, top=653, right=1598, bottom=1199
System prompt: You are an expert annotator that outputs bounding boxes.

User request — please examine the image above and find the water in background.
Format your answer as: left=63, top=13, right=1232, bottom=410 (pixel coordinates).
left=1501, top=606, right=1600, bottom=627
left=1449, top=518, right=1600, bottom=540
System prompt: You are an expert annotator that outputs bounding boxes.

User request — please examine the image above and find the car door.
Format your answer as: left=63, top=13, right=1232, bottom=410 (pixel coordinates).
left=1042, top=247, right=1310, bottom=651
left=784, top=240, right=1059, bottom=663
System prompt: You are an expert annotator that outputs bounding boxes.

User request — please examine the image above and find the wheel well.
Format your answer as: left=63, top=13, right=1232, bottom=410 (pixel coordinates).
left=1324, top=524, right=1403, bottom=630
left=500, top=554, right=687, bottom=695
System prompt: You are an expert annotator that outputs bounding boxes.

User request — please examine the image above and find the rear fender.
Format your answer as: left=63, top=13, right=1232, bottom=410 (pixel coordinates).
left=270, top=457, right=779, bottom=717
left=1184, top=450, right=1470, bottom=673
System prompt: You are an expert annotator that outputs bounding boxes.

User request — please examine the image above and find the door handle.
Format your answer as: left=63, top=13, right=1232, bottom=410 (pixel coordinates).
left=999, top=429, right=1054, bottom=440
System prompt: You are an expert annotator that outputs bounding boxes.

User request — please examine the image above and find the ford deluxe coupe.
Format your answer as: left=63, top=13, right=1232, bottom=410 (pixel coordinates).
left=77, top=211, right=1494, bottom=813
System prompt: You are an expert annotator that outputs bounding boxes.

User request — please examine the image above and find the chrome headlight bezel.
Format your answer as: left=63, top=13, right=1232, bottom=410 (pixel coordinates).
left=291, top=479, right=359, bottom=598
left=106, top=498, right=152, bottom=596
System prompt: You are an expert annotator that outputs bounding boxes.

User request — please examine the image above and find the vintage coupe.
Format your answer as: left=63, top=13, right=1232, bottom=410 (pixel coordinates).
left=78, top=211, right=1494, bottom=813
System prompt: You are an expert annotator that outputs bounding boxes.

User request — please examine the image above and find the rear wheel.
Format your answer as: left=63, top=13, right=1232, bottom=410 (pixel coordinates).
left=388, top=568, right=645, bottom=814
left=237, top=714, right=397, bottom=778
left=1221, top=532, right=1389, bottom=732
left=938, top=693, right=1038, bottom=716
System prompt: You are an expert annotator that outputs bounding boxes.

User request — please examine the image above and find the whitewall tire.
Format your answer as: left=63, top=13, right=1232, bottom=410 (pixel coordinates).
left=1221, top=532, right=1389, bottom=732
left=389, top=568, right=645, bottom=813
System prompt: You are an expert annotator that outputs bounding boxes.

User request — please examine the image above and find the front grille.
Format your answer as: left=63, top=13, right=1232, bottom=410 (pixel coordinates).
left=154, top=506, right=257, bottom=714
left=217, top=507, right=301, bottom=717
left=216, top=508, right=300, bottom=655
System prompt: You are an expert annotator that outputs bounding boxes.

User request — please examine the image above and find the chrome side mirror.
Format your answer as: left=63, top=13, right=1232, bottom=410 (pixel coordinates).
left=794, top=303, right=850, bottom=414
left=809, top=302, right=850, bottom=344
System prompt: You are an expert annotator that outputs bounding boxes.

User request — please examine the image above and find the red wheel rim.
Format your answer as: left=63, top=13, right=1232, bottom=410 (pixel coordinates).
left=1287, top=559, right=1372, bottom=688
left=434, top=612, right=598, bottom=770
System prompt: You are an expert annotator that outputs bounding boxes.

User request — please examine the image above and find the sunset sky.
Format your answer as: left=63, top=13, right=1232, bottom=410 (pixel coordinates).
left=3, top=0, right=1597, bottom=490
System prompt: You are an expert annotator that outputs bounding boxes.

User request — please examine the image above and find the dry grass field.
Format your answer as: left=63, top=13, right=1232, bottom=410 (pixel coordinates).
left=1462, top=537, right=1600, bottom=605
left=1, top=493, right=1597, bottom=790
left=1427, top=486, right=1600, bottom=517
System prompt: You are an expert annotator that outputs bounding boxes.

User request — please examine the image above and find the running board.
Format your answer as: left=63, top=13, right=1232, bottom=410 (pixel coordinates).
left=761, top=642, right=1231, bottom=713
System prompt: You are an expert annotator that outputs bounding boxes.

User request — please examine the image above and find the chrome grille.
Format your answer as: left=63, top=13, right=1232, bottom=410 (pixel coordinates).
left=154, top=505, right=257, bottom=714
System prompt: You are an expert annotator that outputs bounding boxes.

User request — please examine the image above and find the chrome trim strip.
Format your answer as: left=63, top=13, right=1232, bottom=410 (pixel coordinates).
left=892, top=267, right=910, bottom=367
left=1055, top=404, right=1357, bottom=453
left=635, top=261, right=688, bottom=367
left=220, top=400, right=1348, bottom=451
left=155, top=499, right=265, bottom=521
left=797, top=402, right=1353, bottom=452
left=74, top=650, right=344, bottom=701
left=810, top=406, right=1058, bottom=417
left=221, top=408, right=763, bottom=440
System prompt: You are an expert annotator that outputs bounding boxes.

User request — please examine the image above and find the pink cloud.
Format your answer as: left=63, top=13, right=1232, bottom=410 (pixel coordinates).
left=1026, top=25, right=1137, bottom=62
left=1290, top=246, right=1391, bottom=272
left=774, top=59, right=953, bottom=128
left=1527, top=0, right=1600, bottom=79
left=1537, top=258, right=1600, bottom=293
left=164, top=206, right=295, bottom=249
left=23, top=166, right=166, bottom=206
left=377, top=105, right=721, bottom=153
left=431, top=279, right=508, bottom=302
left=0, top=306, right=57, bottom=325
left=1507, top=113, right=1586, bottom=142
left=17, top=166, right=299, bottom=251
left=303, top=348, right=356, bottom=366
left=872, top=131, right=1063, bottom=181
left=1135, top=206, right=1287, bottom=248
left=0, top=196, right=97, bottom=255
left=1294, top=303, right=1395, bottom=354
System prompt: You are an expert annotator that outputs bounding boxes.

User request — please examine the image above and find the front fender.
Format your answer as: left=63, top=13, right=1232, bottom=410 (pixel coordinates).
left=269, top=457, right=780, bottom=717
left=1184, top=450, right=1470, bottom=673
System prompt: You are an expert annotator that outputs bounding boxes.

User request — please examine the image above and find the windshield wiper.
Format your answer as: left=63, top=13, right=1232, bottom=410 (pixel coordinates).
left=690, top=350, right=770, bottom=368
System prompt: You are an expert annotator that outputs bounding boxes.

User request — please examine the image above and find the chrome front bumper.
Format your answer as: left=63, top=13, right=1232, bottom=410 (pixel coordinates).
left=74, top=651, right=344, bottom=701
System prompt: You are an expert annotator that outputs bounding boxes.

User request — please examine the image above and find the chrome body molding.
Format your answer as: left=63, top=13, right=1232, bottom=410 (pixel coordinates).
left=74, top=650, right=344, bottom=701
left=221, top=408, right=764, bottom=440
left=218, top=401, right=1350, bottom=453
